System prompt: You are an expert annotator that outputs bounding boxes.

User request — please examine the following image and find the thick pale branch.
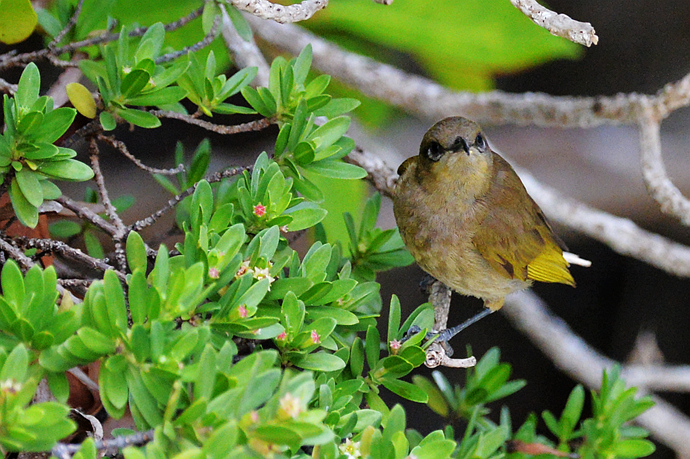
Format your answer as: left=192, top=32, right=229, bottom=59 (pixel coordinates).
left=509, top=0, right=598, bottom=47
left=221, top=6, right=270, bottom=87
left=231, top=0, right=327, bottom=24
left=248, top=18, right=690, bottom=128
left=638, top=110, right=690, bottom=225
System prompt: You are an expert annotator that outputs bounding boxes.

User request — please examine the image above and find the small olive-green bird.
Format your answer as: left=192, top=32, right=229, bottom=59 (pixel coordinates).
left=393, top=117, right=589, bottom=340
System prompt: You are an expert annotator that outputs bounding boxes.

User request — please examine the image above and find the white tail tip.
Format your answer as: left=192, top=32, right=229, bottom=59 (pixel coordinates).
left=564, top=252, right=592, bottom=267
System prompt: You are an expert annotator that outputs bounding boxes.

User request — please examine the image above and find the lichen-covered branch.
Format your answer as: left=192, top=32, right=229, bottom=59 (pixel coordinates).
left=638, top=109, right=690, bottom=225
left=509, top=0, right=598, bottom=47
left=231, top=0, right=327, bottom=24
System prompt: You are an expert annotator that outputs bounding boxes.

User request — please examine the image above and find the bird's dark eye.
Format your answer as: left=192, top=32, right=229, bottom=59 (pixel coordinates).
left=475, top=133, right=486, bottom=151
left=423, top=141, right=445, bottom=162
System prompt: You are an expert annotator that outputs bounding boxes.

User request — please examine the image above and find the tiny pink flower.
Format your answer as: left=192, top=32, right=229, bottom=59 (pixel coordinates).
left=208, top=267, right=220, bottom=279
left=251, top=410, right=260, bottom=423
left=311, top=330, right=321, bottom=344
left=238, top=305, right=248, bottom=318
left=253, top=203, right=266, bottom=217
left=390, top=339, right=402, bottom=351
left=277, top=331, right=287, bottom=340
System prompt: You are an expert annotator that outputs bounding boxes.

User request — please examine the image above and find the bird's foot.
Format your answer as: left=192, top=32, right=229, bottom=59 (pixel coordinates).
left=404, top=308, right=496, bottom=356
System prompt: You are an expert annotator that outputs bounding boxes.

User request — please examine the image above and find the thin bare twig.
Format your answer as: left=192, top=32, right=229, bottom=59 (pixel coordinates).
left=0, top=237, right=34, bottom=270
left=150, top=110, right=273, bottom=134
left=155, top=15, right=221, bottom=64
left=0, top=77, right=18, bottom=94
left=89, top=141, right=127, bottom=271
left=57, top=196, right=118, bottom=237
left=49, top=0, right=86, bottom=49
left=129, top=165, right=251, bottom=231
left=509, top=0, right=598, bottom=47
left=98, top=135, right=185, bottom=175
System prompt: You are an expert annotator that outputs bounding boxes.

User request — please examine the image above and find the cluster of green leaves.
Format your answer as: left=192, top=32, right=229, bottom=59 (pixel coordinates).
left=0, top=344, right=75, bottom=452
left=342, top=193, right=414, bottom=281
left=0, top=63, right=94, bottom=227
left=243, top=45, right=367, bottom=202
left=414, top=350, right=655, bottom=459
left=0, top=160, right=430, bottom=457
left=78, top=22, right=189, bottom=129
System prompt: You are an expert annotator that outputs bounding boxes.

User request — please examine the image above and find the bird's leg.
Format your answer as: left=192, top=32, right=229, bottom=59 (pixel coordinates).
left=434, top=308, right=495, bottom=345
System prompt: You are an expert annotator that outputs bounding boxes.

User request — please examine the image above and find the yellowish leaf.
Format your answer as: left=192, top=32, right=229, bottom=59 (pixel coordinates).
left=0, top=0, right=37, bottom=44
left=66, top=83, right=97, bottom=119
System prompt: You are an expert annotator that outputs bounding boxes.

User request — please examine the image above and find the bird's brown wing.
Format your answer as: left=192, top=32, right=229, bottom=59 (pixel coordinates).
left=472, top=154, right=574, bottom=285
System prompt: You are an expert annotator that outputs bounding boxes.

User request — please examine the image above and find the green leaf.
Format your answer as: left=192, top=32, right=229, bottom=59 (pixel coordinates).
left=0, top=343, right=28, bottom=381
left=15, top=63, right=40, bottom=108
left=314, top=98, right=361, bottom=117
left=293, top=352, right=346, bottom=372
left=202, top=0, right=221, bottom=34
left=38, top=159, right=94, bottom=181
left=293, top=44, right=313, bottom=85
left=365, top=325, right=380, bottom=370
left=306, top=160, right=367, bottom=179
left=9, top=176, right=38, bottom=228
left=560, top=384, right=584, bottom=435
left=104, top=270, right=128, bottom=336
left=47, top=371, right=70, bottom=403
left=283, top=202, right=327, bottom=231
left=126, top=86, right=188, bottom=106
left=100, top=111, right=117, bottom=131
left=126, top=231, right=147, bottom=273
left=382, top=379, right=428, bottom=403
left=33, top=107, right=77, bottom=142
left=309, top=116, right=351, bottom=149
left=225, top=4, right=253, bottom=41
left=121, top=69, right=151, bottom=98
left=116, top=108, right=162, bottom=129
left=241, top=87, right=272, bottom=117
left=15, top=169, right=43, bottom=207
left=41, top=178, right=62, bottom=200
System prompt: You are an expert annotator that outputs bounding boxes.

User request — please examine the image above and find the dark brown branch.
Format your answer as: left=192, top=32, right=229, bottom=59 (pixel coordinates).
left=155, top=15, right=221, bottom=65
left=16, top=237, right=125, bottom=281
left=98, top=135, right=185, bottom=175
left=0, top=6, right=204, bottom=69
left=56, top=196, right=118, bottom=237
left=150, top=110, right=273, bottom=134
